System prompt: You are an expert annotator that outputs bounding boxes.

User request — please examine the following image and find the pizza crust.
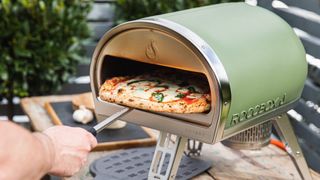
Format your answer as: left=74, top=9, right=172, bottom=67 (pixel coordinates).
left=100, top=88, right=210, bottom=113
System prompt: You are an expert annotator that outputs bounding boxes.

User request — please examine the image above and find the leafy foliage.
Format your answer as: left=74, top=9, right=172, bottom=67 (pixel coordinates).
left=0, top=0, right=92, bottom=100
left=115, top=0, right=243, bottom=24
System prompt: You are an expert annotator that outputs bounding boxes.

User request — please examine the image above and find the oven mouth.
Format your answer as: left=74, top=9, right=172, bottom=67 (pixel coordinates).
left=98, top=55, right=213, bottom=115
left=90, top=18, right=231, bottom=130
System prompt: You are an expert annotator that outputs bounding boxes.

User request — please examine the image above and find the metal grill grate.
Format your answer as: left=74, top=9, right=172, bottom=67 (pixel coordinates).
left=90, top=147, right=211, bottom=180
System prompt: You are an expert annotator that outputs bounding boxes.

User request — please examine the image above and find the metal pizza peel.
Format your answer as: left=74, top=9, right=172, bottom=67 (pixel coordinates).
left=88, top=107, right=132, bottom=136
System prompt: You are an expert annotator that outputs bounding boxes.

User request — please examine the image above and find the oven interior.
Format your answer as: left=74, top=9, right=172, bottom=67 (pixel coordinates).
left=97, top=55, right=218, bottom=126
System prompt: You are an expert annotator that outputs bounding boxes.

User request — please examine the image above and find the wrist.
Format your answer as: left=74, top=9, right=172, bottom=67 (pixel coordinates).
left=33, top=132, right=56, bottom=174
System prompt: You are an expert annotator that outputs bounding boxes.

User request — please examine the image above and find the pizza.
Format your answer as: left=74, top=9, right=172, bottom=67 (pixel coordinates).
left=99, top=70, right=211, bottom=113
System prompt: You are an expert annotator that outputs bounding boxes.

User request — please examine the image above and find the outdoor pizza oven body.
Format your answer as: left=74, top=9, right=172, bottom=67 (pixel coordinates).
left=90, top=3, right=307, bottom=144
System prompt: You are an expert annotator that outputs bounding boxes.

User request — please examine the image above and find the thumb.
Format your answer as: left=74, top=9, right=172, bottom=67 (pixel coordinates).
left=86, top=132, right=98, bottom=149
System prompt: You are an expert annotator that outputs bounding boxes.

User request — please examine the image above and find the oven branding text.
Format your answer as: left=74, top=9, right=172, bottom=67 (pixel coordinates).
left=230, top=93, right=286, bottom=126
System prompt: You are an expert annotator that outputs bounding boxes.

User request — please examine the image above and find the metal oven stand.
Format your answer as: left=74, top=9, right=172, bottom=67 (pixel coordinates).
left=148, top=113, right=312, bottom=180
left=273, top=114, right=312, bottom=180
left=148, top=132, right=187, bottom=180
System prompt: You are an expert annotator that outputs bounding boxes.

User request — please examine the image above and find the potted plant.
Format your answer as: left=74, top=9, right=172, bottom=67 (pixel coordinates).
left=0, top=0, right=92, bottom=120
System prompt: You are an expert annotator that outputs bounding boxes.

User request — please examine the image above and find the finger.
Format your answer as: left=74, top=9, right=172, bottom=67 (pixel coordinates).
left=75, top=128, right=97, bottom=149
left=78, top=137, right=92, bottom=151
left=79, top=128, right=97, bottom=144
left=79, top=133, right=96, bottom=151
left=86, top=132, right=98, bottom=149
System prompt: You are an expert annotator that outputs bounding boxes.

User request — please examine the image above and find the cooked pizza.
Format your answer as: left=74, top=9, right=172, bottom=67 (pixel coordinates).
left=99, top=70, right=211, bottom=113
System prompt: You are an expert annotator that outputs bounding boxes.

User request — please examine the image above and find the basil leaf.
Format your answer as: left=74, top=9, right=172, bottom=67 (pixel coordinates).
left=152, top=92, right=164, bottom=102
left=187, top=86, right=197, bottom=93
left=175, top=93, right=186, bottom=98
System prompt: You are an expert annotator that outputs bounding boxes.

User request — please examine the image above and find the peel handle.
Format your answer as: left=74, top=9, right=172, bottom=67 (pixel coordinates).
left=89, top=107, right=132, bottom=136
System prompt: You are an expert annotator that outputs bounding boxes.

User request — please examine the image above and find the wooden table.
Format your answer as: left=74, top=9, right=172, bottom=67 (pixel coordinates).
left=21, top=95, right=320, bottom=180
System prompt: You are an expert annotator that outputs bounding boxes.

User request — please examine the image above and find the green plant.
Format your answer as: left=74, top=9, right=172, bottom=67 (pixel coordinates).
left=115, top=0, right=243, bottom=24
left=0, top=0, right=92, bottom=119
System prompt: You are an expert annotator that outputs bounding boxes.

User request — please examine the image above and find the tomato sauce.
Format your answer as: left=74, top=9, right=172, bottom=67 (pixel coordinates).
left=182, top=97, right=198, bottom=104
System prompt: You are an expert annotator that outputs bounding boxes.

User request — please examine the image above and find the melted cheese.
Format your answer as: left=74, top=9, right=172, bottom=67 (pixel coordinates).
left=161, top=84, right=180, bottom=102
left=133, top=88, right=153, bottom=99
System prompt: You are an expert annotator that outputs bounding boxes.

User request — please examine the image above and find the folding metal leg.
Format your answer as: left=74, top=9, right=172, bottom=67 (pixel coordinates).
left=148, top=131, right=187, bottom=180
left=273, top=114, right=312, bottom=180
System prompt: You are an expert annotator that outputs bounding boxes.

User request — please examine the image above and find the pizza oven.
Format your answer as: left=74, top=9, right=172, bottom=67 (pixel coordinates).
left=90, top=3, right=312, bottom=179
left=90, top=2, right=306, bottom=144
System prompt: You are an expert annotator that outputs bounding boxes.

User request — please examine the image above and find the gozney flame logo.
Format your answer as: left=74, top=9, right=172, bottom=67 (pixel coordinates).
left=145, top=40, right=157, bottom=60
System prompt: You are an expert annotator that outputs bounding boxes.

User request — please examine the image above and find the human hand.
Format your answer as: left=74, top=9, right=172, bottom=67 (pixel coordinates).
left=43, top=126, right=97, bottom=176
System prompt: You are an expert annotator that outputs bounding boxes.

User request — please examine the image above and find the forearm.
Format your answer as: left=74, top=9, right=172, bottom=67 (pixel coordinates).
left=0, top=121, right=54, bottom=180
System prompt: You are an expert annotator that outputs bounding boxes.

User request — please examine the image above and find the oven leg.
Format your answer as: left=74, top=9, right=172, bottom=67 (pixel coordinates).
left=148, top=131, right=187, bottom=180
left=273, top=114, right=312, bottom=180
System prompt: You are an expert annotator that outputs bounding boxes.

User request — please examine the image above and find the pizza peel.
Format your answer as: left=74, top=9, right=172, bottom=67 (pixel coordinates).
left=88, top=107, right=132, bottom=136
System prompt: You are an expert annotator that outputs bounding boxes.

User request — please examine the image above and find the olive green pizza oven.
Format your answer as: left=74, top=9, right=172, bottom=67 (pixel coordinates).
left=90, top=3, right=307, bottom=144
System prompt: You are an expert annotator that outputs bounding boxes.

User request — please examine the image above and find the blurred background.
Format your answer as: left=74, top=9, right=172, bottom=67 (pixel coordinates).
left=0, top=0, right=241, bottom=121
left=0, top=0, right=319, bottom=175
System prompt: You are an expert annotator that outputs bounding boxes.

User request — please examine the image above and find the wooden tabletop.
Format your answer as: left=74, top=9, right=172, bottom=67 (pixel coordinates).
left=21, top=95, right=320, bottom=180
